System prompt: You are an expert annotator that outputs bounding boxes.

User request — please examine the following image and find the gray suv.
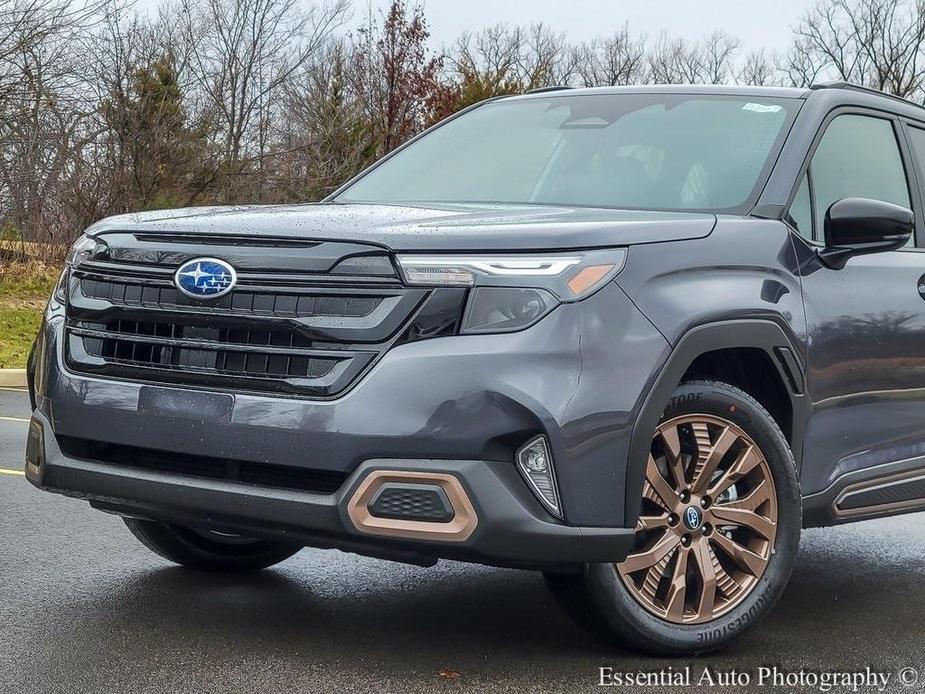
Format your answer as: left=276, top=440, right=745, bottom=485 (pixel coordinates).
left=27, top=83, right=925, bottom=654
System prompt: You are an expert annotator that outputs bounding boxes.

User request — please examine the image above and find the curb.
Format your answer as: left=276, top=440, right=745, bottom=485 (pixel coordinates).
left=0, top=369, right=27, bottom=388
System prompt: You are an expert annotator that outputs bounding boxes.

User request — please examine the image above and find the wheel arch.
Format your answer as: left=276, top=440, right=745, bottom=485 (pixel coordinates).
left=624, top=320, right=808, bottom=527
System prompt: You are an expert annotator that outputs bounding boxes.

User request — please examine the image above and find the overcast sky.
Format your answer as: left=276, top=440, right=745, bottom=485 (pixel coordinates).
left=360, top=0, right=816, bottom=52
left=135, top=0, right=816, bottom=52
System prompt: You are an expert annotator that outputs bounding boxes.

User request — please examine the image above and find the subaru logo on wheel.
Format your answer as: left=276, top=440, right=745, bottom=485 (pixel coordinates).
left=174, top=258, right=237, bottom=299
left=684, top=506, right=703, bottom=531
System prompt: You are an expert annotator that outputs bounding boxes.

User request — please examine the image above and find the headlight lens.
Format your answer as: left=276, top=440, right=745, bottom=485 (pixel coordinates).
left=461, top=287, right=558, bottom=334
left=51, top=268, right=69, bottom=304
left=65, top=234, right=96, bottom=267
left=397, top=250, right=626, bottom=334
left=52, top=234, right=97, bottom=304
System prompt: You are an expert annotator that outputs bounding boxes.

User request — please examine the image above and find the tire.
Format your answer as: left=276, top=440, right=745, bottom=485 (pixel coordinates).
left=546, top=380, right=801, bottom=655
left=123, top=518, right=301, bottom=572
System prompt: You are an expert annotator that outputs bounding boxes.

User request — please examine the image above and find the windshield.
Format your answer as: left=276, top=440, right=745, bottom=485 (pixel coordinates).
left=335, top=93, right=798, bottom=212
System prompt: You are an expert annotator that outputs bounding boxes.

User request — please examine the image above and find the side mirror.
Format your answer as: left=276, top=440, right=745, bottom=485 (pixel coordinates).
left=819, top=197, right=913, bottom=269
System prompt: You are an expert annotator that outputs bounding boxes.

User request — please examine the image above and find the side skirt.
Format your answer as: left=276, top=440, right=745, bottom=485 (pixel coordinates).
left=802, top=455, right=925, bottom=527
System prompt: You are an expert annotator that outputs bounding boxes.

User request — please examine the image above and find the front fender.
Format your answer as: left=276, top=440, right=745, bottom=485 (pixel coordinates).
left=622, top=319, right=808, bottom=527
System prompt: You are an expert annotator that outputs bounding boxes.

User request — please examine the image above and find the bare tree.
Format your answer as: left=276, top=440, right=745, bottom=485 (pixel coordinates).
left=275, top=37, right=372, bottom=199
left=516, top=23, right=579, bottom=87
left=648, top=31, right=741, bottom=85
left=577, top=25, right=648, bottom=87
left=699, top=31, right=741, bottom=83
left=792, top=0, right=925, bottom=98
left=0, top=0, right=109, bottom=244
left=178, top=0, right=347, bottom=195
left=738, top=49, right=782, bottom=86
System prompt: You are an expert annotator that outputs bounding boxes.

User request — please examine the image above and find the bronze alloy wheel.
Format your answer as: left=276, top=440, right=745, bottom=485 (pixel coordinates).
left=617, top=413, right=779, bottom=625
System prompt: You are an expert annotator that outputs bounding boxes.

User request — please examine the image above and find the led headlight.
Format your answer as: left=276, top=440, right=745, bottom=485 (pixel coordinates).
left=396, top=250, right=626, bottom=301
left=397, top=256, right=583, bottom=286
left=516, top=435, right=562, bottom=519
left=53, top=234, right=97, bottom=304
left=397, top=250, right=627, bottom=335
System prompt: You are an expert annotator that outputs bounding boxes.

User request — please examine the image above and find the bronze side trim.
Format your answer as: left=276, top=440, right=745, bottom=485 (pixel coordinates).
left=834, top=469, right=925, bottom=520
left=347, top=470, right=478, bottom=542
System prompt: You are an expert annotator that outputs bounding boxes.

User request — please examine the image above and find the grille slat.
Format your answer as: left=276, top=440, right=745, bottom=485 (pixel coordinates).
left=78, top=276, right=385, bottom=319
left=65, top=242, right=428, bottom=397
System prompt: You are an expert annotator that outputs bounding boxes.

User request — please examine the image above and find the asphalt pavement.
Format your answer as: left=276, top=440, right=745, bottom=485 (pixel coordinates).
left=1, top=386, right=923, bottom=693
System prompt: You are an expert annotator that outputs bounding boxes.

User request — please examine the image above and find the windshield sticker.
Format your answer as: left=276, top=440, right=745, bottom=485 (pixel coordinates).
left=742, top=102, right=783, bottom=113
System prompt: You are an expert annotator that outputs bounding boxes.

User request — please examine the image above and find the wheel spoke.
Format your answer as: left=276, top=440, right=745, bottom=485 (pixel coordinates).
left=637, top=513, right=671, bottom=532
left=619, top=531, right=680, bottom=574
left=718, top=478, right=771, bottom=514
left=709, top=444, right=762, bottom=498
left=691, top=424, right=738, bottom=493
left=710, top=531, right=767, bottom=577
left=692, top=539, right=717, bottom=621
left=645, top=453, right=678, bottom=510
left=664, top=546, right=690, bottom=621
left=641, top=545, right=678, bottom=600
left=658, top=426, right=687, bottom=489
left=710, top=505, right=776, bottom=540
left=642, top=481, right=670, bottom=512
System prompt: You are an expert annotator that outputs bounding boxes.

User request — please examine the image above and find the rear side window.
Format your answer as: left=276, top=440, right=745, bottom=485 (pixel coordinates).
left=809, top=115, right=910, bottom=236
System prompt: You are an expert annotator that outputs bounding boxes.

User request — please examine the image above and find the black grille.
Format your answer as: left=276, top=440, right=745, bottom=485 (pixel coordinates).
left=79, top=277, right=383, bottom=318
left=368, top=483, right=455, bottom=522
left=63, top=233, right=440, bottom=397
left=71, top=319, right=344, bottom=380
left=57, top=436, right=348, bottom=495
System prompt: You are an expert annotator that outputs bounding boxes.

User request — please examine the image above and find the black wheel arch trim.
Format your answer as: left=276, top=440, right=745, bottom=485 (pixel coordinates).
left=623, top=319, right=808, bottom=527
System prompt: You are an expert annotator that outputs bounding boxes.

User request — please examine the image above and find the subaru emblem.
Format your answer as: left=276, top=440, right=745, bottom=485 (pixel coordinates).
left=684, top=506, right=703, bottom=531
left=174, top=258, right=237, bottom=299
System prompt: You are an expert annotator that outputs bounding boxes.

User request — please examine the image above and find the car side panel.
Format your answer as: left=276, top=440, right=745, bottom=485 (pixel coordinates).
left=614, top=218, right=810, bottom=525
left=614, top=218, right=807, bottom=350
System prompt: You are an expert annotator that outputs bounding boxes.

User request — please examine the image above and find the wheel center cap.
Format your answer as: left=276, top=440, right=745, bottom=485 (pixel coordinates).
left=683, top=506, right=703, bottom=531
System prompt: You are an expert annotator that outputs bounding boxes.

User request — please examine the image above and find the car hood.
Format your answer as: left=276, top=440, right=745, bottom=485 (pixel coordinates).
left=84, top=202, right=716, bottom=252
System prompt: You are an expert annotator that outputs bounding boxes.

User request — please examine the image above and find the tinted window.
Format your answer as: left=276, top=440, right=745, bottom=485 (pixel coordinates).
left=809, top=115, right=910, bottom=236
left=337, top=94, right=797, bottom=212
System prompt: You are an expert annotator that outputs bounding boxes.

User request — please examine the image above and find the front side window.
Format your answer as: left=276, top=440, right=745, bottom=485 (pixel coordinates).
left=336, top=94, right=798, bottom=213
left=808, top=114, right=911, bottom=238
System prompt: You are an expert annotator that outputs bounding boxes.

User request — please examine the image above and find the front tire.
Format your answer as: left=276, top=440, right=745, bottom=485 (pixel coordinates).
left=123, top=518, right=301, bottom=572
left=547, top=380, right=801, bottom=655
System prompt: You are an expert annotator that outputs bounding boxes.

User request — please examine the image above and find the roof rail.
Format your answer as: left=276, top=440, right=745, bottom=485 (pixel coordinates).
left=524, top=85, right=575, bottom=95
left=810, top=80, right=924, bottom=110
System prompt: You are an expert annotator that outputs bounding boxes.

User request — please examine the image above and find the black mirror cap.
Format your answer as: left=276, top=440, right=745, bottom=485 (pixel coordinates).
left=820, top=197, right=914, bottom=268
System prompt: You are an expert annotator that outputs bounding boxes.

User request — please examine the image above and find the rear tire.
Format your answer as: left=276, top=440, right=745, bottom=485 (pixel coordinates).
left=123, top=518, right=301, bottom=572
left=546, top=380, right=801, bottom=655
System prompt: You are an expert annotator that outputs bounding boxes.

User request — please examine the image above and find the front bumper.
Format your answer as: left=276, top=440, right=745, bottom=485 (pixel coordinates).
left=26, top=410, right=633, bottom=568
left=27, top=282, right=670, bottom=568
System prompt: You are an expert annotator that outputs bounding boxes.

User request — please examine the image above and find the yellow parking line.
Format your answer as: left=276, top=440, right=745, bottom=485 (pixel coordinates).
left=0, top=415, right=29, bottom=423
left=0, top=468, right=24, bottom=476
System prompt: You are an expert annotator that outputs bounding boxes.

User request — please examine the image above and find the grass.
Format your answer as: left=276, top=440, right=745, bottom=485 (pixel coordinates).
left=0, top=260, right=60, bottom=368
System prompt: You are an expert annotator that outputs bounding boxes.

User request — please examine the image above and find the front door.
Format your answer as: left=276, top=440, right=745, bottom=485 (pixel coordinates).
left=790, top=111, right=925, bottom=502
